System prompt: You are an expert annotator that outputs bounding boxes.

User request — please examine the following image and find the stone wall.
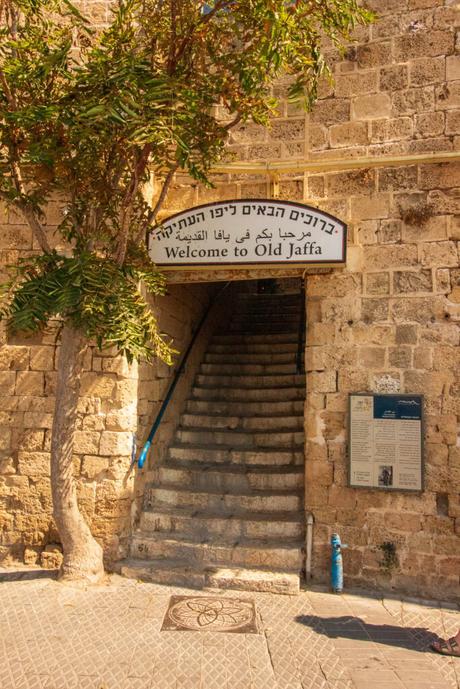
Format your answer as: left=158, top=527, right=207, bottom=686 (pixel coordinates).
left=0, top=208, right=216, bottom=565
left=0, top=0, right=458, bottom=598
left=173, top=0, right=459, bottom=599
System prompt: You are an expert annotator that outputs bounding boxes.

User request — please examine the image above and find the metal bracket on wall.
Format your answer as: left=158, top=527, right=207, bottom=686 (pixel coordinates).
left=269, top=173, right=280, bottom=199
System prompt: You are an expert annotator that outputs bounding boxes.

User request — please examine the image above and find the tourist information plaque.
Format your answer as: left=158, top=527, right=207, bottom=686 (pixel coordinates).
left=348, top=394, right=423, bottom=491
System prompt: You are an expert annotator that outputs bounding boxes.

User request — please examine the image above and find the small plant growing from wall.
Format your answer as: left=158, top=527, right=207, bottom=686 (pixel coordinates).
left=377, top=542, right=399, bottom=574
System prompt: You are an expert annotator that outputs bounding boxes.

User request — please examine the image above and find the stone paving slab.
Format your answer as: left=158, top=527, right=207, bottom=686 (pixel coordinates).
left=0, top=567, right=458, bottom=689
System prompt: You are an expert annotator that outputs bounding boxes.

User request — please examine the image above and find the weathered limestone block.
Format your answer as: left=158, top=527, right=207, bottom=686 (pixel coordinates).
left=388, top=346, right=413, bottom=369
left=306, top=323, right=336, bottom=346
left=40, top=544, right=63, bottom=570
left=334, top=71, right=378, bottom=98
left=391, top=296, right=446, bottom=323
left=17, top=452, right=50, bottom=477
left=356, top=41, right=392, bottom=69
left=310, top=99, right=351, bottom=125
left=420, top=162, right=460, bottom=190
left=338, top=368, right=369, bottom=392
left=351, top=193, right=390, bottom=220
left=352, top=93, right=391, bottom=120
left=23, top=412, right=53, bottom=429
left=446, top=110, right=460, bottom=136
left=307, top=274, right=361, bottom=298
left=380, top=65, right=408, bottom=91
left=99, top=431, right=133, bottom=456
left=105, top=409, right=137, bottom=431
left=0, top=346, right=29, bottom=371
left=394, top=30, right=454, bottom=61
left=29, top=347, right=55, bottom=371
left=392, top=87, right=434, bottom=116
left=420, top=241, right=458, bottom=267
left=410, top=57, right=445, bottom=87
left=415, top=112, right=445, bottom=138
left=306, top=371, right=336, bottom=394
left=80, top=372, right=116, bottom=398
left=269, top=118, right=305, bottom=141
left=393, top=270, right=433, bottom=293
left=14, top=371, right=44, bottom=397
left=402, top=215, right=448, bottom=242
left=330, top=121, right=369, bottom=148
left=321, top=297, right=361, bottom=323
left=435, top=81, right=460, bottom=111
left=362, top=298, right=389, bottom=322
left=81, top=455, right=110, bottom=480
left=73, top=430, right=100, bottom=455
left=358, top=347, right=386, bottom=369
left=413, top=346, right=433, bottom=369
left=327, top=169, right=375, bottom=197
left=370, top=117, right=413, bottom=143
left=366, top=272, right=390, bottom=295
left=364, top=245, right=418, bottom=270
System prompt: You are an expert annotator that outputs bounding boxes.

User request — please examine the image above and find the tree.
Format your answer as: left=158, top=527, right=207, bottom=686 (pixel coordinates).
left=0, top=0, right=373, bottom=582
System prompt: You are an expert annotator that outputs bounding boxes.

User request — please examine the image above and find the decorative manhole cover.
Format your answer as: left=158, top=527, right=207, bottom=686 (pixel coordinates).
left=161, top=595, right=258, bottom=633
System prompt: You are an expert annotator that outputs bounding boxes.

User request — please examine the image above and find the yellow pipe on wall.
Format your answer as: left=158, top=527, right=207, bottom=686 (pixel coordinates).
left=209, top=150, right=460, bottom=177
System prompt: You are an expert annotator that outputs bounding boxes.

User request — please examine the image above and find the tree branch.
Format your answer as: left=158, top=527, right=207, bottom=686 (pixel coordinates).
left=145, top=165, right=178, bottom=234
left=115, top=144, right=152, bottom=265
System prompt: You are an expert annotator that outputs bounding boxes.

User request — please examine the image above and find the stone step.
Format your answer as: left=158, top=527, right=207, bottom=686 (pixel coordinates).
left=176, top=427, right=304, bottom=448
left=230, top=314, right=299, bottom=325
left=228, top=326, right=299, bottom=334
left=236, top=304, right=301, bottom=311
left=195, top=373, right=305, bottom=388
left=169, top=444, right=304, bottom=466
left=204, top=351, right=298, bottom=365
left=130, top=533, right=303, bottom=571
left=154, top=463, right=303, bottom=492
left=140, top=505, right=304, bottom=540
left=145, top=485, right=303, bottom=512
left=180, top=413, right=303, bottom=432
left=120, top=558, right=300, bottom=594
left=212, top=333, right=297, bottom=344
left=208, top=342, right=298, bottom=356
left=192, top=385, right=305, bottom=401
left=237, top=293, right=301, bottom=303
left=200, top=362, right=297, bottom=375
left=186, top=399, right=304, bottom=416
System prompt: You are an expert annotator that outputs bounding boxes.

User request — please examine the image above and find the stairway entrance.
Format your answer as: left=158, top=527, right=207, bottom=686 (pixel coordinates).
left=123, top=281, right=306, bottom=594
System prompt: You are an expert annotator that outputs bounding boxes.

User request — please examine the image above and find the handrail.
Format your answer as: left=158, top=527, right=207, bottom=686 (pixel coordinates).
left=136, top=281, right=231, bottom=469
left=296, top=280, right=305, bottom=374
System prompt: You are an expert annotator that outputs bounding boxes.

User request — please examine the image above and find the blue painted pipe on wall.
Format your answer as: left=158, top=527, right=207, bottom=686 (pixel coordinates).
left=331, top=533, right=347, bottom=593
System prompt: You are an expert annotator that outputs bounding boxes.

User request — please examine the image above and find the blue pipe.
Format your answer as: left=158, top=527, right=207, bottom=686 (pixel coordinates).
left=136, top=282, right=230, bottom=470
left=331, top=533, right=348, bottom=593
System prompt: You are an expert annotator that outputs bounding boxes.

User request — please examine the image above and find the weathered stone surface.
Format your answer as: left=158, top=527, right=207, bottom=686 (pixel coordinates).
left=393, top=270, right=433, bottom=293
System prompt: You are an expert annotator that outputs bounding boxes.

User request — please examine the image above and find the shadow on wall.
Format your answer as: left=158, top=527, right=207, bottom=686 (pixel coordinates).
left=295, top=615, right=440, bottom=654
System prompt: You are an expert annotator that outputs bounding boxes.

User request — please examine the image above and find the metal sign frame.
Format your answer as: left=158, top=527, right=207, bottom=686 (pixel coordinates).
left=347, top=393, right=424, bottom=493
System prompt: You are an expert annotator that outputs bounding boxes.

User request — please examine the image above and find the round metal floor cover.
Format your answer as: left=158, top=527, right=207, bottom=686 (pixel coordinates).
left=161, top=595, right=259, bottom=633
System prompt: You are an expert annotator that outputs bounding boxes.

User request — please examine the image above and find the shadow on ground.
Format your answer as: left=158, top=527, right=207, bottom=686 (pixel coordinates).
left=0, top=569, right=58, bottom=582
left=295, top=614, right=440, bottom=653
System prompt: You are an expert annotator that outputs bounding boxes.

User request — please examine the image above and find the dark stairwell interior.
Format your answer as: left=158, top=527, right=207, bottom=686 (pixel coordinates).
left=122, top=279, right=306, bottom=594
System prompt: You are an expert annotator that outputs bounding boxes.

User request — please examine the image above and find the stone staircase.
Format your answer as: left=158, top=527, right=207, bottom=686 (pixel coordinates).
left=121, top=290, right=306, bottom=594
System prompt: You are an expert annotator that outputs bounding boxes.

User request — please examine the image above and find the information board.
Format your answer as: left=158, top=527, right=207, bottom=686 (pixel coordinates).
left=148, top=199, right=346, bottom=271
left=348, top=394, right=423, bottom=491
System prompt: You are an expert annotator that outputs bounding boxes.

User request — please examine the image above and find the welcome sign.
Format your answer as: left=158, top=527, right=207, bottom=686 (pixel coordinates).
left=148, top=199, right=346, bottom=271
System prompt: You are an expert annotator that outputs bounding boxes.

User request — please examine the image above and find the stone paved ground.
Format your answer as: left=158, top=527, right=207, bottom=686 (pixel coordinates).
left=0, top=567, right=459, bottom=689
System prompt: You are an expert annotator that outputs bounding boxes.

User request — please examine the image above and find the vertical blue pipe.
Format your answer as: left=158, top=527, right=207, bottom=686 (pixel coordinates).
left=331, top=533, right=347, bottom=593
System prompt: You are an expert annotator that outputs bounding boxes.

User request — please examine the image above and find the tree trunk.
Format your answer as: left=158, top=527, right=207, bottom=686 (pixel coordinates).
left=50, top=322, right=105, bottom=583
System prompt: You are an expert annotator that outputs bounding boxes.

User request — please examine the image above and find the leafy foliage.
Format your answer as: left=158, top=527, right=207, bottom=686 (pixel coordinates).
left=0, top=0, right=373, bottom=361
left=1, top=250, right=173, bottom=363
